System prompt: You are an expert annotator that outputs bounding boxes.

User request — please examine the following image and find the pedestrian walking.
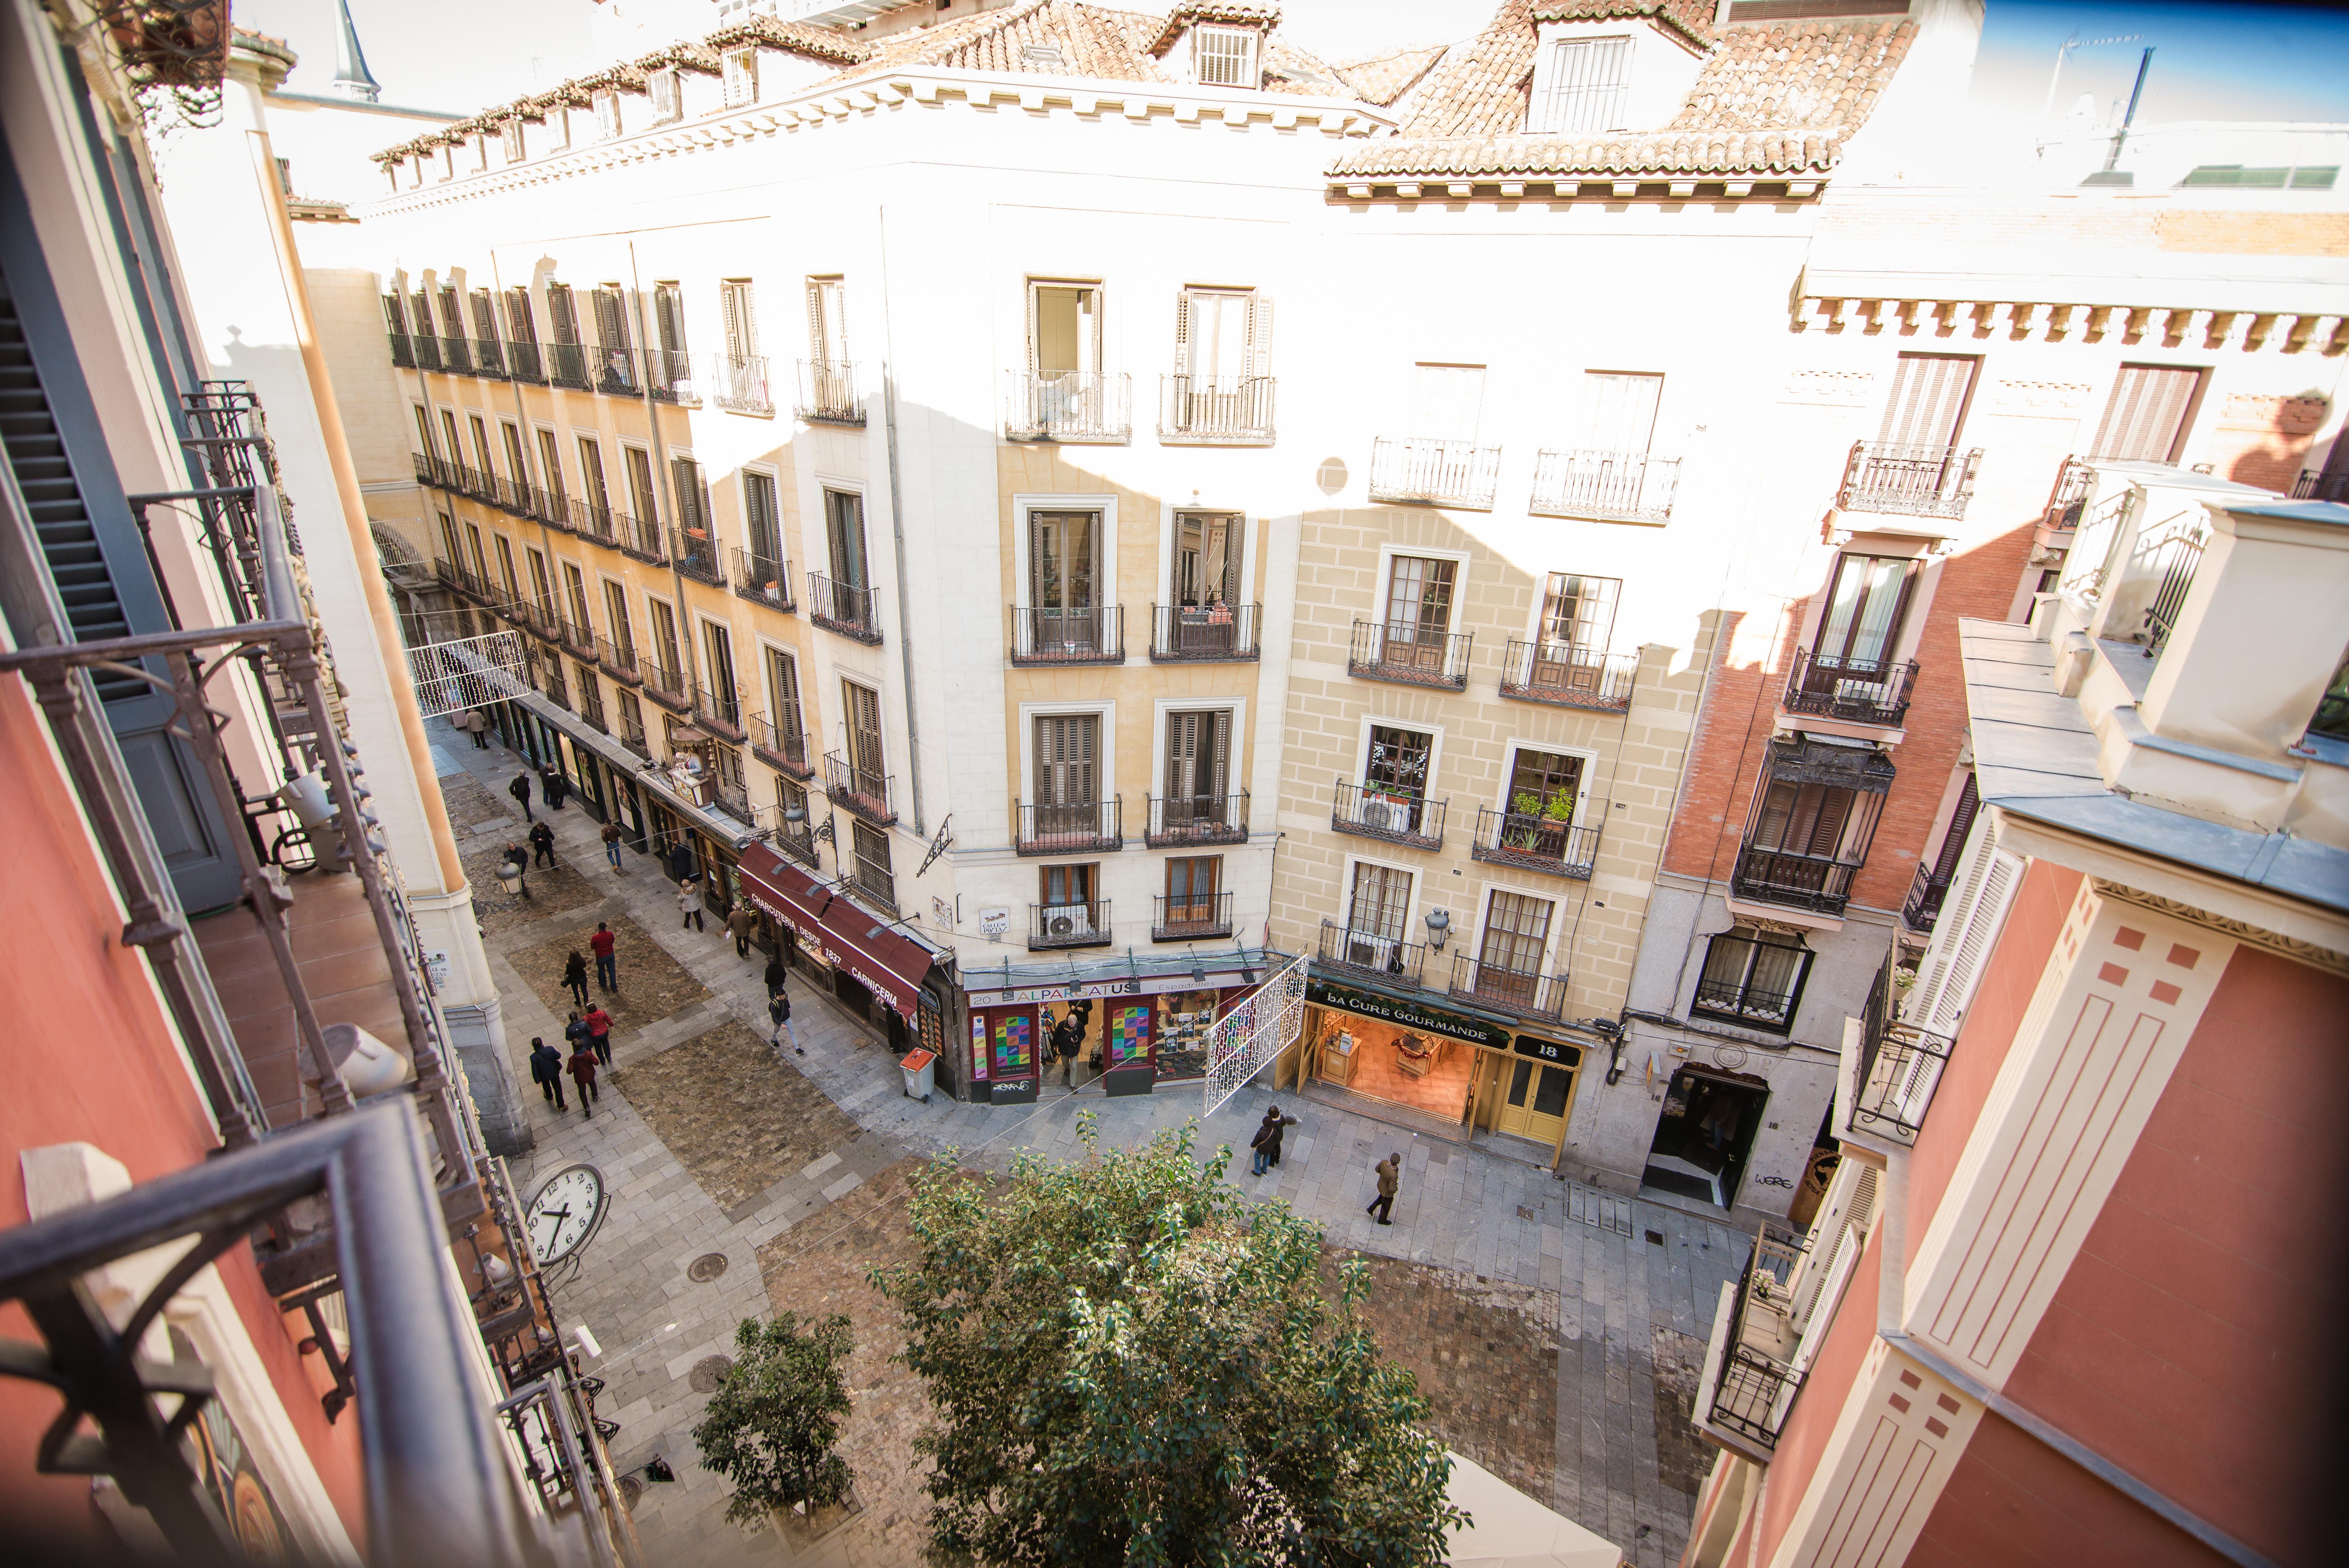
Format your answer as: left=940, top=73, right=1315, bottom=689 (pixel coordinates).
left=601, top=819, right=625, bottom=872
left=567, top=1041, right=600, bottom=1117
left=678, top=875, right=705, bottom=932
left=530, top=819, right=556, bottom=869
left=583, top=1002, right=613, bottom=1066
left=564, top=1010, right=590, bottom=1060
left=463, top=708, right=491, bottom=749
left=591, top=921, right=618, bottom=990
left=528, top=1037, right=566, bottom=1110
left=763, top=954, right=787, bottom=995
left=539, top=764, right=568, bottom=810
left=561, top=950, right=590, bottom=1008
left=1251, top=1106, right=1299, bottom=1177
left=508, top=772, right=534, bottom=821
left=768, top=983, right=801, bottom=1055
left=1366, top=1152, right=1400, bottom=1226
left=1053, top=1010, right=1084, bottom=1088
left=726, top=901, right=757, bottom=958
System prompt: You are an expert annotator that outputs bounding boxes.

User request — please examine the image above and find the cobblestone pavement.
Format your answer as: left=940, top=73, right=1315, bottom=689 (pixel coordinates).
left=433, top=722, right=1743, bottom=1567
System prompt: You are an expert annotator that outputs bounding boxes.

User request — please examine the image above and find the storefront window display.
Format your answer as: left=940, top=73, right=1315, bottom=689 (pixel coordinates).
left=1152, top=989, right=1221, bottom=1081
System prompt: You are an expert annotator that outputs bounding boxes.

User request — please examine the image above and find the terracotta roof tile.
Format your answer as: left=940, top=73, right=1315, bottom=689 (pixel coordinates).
left=1529, top=2, right=1715, bottom=53
left=705, top=15, right=873, bottom=67
left=1333, top=44, right=1449, bottom=109
left=831, top=0, right=1348, bottom=96
left=1145, top=3, right=1285, bottom=58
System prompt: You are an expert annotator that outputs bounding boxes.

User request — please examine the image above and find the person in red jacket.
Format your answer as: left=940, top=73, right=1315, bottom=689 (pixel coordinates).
left=583, top=1003, right=613, bottom=1067
left=567, top=1041, right=600, bottom=1118
left=589, top=921, right=618, bottom=991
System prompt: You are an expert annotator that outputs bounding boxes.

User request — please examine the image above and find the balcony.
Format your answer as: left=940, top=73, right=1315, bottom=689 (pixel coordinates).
left=1530, top=447, right=1680, bottom=525
left=470, top=336, right=507, bottom=378
left=1447, top=954, right=1570, bottom=1022
left=615, top=508, right=664, bottom=565
left=1031, top=900, right=1114, bottom=950
left=732, top=549, right=796, bottom=611
left=505, top=338, right=545, bottom=384
left=1695, top=1231, right=1809, bottom=1459
left=1154, top=892, right=1235, bottom=941
left=1368, top=435, right=1500, bottom=510
left=570, top=497, right=619, bottom=549
left=794, top=359, right=863, bottom=424
left=1010, top=605, right=1124, bottom=665
left=1499, top=641, right=1636, bottom=712
left=594, top=345, right=639, bottom=397
left=438, top=335, right=474, bottom=375
left=712, top=353, right=774, bottom=416
left=595, top=633, right=639, bottom=684
left=749, top=713, right=813, bottom=779
left=1151, top=602, right=1259, bottom=661
left=510, top=600, right=557, bottom=644
left=547, top=341, right=591, bottom=391
left=1847, top=942, right=1953, bottom=1146
left=692, top=681, right=745, bottom=741
left=760, top=805, right=821, bottom=870
left=1146, top=791, right=1249, bottom=847
left=822, top=751, right=895, bottom=825
left=1016, top=798, right=1124, bottom=856
left=808, top=573, right=883, bottom=645
left=709, top=775, right=753, bottom=821
left=557, top=615, right=598, bottom=659
left=1348, top=618, right=1472, bottom=689
left=645, top=348, right=699, bottom=405
left=577, top=673, right=608, bottom=733
left=617, top=704, right=651, bottom=758
left=1157, top=374, right=1275, bottom=443
left=1782, top=649, right=1919, bottom=728
left=1731, top=846, right=1864, bottom=917
left=1837, top=441, right=1981, bottom=520
left=2042, top=453, right=2092, bottom=540
left=412, top=330, right=442, bottom=371
left=1316, top=919, right=1426, bottom=988
left=669, top=526, right=726, bottom=588
left=1005, top=369, right=1131, bottom=443
left=1332, top=779, right=1445, bottom=852
left=387, top=329, right=415, bottom=367
left=639, top=655, right=691, bottom=713
left=2297, top=468, right=2349, bottom=503
left=1468, top=806, right=1599, bottom=880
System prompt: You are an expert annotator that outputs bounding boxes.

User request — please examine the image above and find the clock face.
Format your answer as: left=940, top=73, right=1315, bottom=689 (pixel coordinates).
left=525, top=1163, right=607, bottom=1265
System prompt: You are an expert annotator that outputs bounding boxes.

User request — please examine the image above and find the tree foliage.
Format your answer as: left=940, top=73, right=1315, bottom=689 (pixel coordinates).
left=869, top=1117, right=1464, bottom=1566
left=690, top=1311, right=856, bottom=1527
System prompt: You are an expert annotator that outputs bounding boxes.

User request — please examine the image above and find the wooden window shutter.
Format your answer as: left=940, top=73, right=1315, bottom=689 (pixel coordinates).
left=503, top=286, right=537, bottom=344
left=547, top=284, right=578, bottom=344
left=1929, top=774, right=1980, bottom=885
left=1245, top=293, right=1273, bottom=380
left=1877, top=355, right=1978, bottom=447
left=1209, top=709, right=1230, bottom=798
left=1164, top=712, right=1197, bottom=798
left=1920, top=846, right=2021, bottom=1037
left=1788, top=1161, right=1879, bottom=1345
left=654, top=284, right=686, bottom=354
left=382, top=294, right=408, bottom=335
left=2089, top=365, right=2202, bottom=462
left=722, top=281, right=756, bottom=361
left=593, top=287, right=630, bottom=353
left=437, top=285, right=461, bottom=336
left=411, top=290, right=432, bottom=338
left=470, top=290, right=497, bottom=341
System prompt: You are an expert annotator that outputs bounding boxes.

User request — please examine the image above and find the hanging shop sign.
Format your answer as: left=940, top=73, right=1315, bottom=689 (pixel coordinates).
left=966, top=967, right=1256, bottom=1010
left=1304, top=978, right=1512, bottom=1052
left=738, top=844, right=933, bottom=1022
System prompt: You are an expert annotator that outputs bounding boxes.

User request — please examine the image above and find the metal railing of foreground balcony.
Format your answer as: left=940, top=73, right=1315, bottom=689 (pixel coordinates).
left=495, top=1358, right=642, bottom=1567
left=2297, top=468, right=2349, bottom=503
left=1700, top=1233, right=1808, bottom=1455
left=1368, top=435, right=1501, bottom=509
left=1468, top=806, right=1599, bottom=879
left=822, top=750, right=895, bottom=825
left=692, top=680, right=745, bottom=739
left=1447, top=954, right=1570, bottom=1022
left=2042, top=454, right=2092, bottom=535
left=1032, top=900, right=1113, bottom=949
left=1010, top=604, right=1124, bottom=664
left=1151, top=602, right=1258, bottom=661
left=594, top=345, right=638, bottom=396
left=669, top=526, right=726, bottom=588
left=471, top=336, right=507, bottom=378
left=1016, top=798, right=1124, bottom=855
left=576, top=671, right=607, bottom=732
left=437, top=335, right=475, bottom=375
left=412, top=330, right=443, bottom=371
left=1849, top=942, right=1953, bottom=1145
left=596, top=633, right=639, bottom=684
left=1154, top=891, right=1235, bottom=941
left=1837, top=441, right=1981, bottom=519
left=1147, top=791, right=1248, bottom=847
left=2140, top=525, right=2205, bottom=654
left=546, top=341, right=591, bottom=391
left=639, top=655, right=690, bottom=712
left=712, top=353, right=774, bottom=416
left=1332, top=778, right=1445, bottom=850
left=570, top=497, right=618, bottom=548
left=504, top=338, right=545, bottom=384
left=1782, top=649, right=1919, bottom=727
left=1316, top=919, right=1425, bottom=988
left=1902, top=860, right=1950, bottom=934
left=558, top=615, right=598, bottom=658
left=614, top=508, right=664, bottom=565
left=1005, top=369, right=1131, bottom=443
left=808, top=573, right=883, bottom=644
left=1157, top=374, right=1275, bottom=443
left=387, top=330, right=416, bottom=368
left=617, top=705, right=651, bottom=758
left=1499, top=640, right=1636, bottom=711
left=732, top=549, right=796, bottom=611
left=749, top=713, right=812, bottom=777
left=0, top=1106, right=534, bottom=1568
left=645, top=348, right=699, bottom=405
left=1531, top=447, right=1679, bottom=524
left=1348, top=618, right=1472, bottom=689
left=1731, top=845, right=1863, bottom=916
left=794, top=359, right=862, bottom=424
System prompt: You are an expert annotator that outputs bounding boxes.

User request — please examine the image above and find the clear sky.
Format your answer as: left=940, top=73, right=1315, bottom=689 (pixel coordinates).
left=240, top=0, right=2349, bottom=129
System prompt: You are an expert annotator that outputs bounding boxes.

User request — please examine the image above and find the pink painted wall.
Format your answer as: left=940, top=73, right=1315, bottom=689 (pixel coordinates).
left=1753, top=1227, right=1885, bottom=1566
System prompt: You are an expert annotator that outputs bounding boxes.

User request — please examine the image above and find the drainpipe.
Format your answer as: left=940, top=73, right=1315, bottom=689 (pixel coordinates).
left=490, top=255, right=566, bottom=631
left=875, top=207, right=925, bottom=837
left=627, top=244, right=703, bottom=705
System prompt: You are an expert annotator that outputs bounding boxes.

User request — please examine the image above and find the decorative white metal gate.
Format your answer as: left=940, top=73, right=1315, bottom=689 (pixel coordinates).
left=1202, top=952, right=1308, bottom=1117
left=405, top=630, right=529, bottom=719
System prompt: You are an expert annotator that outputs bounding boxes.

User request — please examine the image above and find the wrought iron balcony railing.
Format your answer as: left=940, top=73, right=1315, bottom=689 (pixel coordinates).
left=1783, top=648, right=1919, bottom=728
left=1147, top=791, right=1249, bottom=847
left=808, top=573, right=882, bottom=645
left=1447, top=954, right=1570, bottom=1022
left=1468, top=806, right=1599, bottom=879
left=1901, top=861, right=1950, bottom=934
left=1837, top=441, right=1981, bottom=520
left=1332, top=778, right=1445, bottom=851
left=412, top=330, right=443, bottom=371
left=570, top=497, right=618, bottom=548
left=1349, top=618, right=1471, bottom=689
left=822, top=751, right=895, bottom=825
left=1151, top=602, right=1258, bottom=661
left=1499, top=640, right=1636, bottom=712
left=595, top=633, right=639, bottom=684
left=1032, top=900, right=1113, bottom=949
left=1530, top=447, right=1679, bottom=524
left=470, top=336, right=507, bottom=378
left=712, top=353, right=773, bottom=416
left=1697, top=1231, right=1809, bottom=1457
left=645, top=348, right=699, bottom=405
left=794, top=358, right=862, bottom=424
left=1368, top=435, right=1500, bottom=509
left=1016, top=798, right=1124, bottom=855
left=757, top=804, right=820, bottom=869
left=594, top=345, right=639, bottom=396
left=1157, top=374, right=1275, bottom=443
left=388, top=329, right=416, bottom=368
left=2297, top=467, right=2349, bottom=503
left=504, top=338, right=545, bottom=384
left=1731, top=845, right=1864, bottom=917
left=669, top=525, right=726, bottom=588
left=1153, top=891, right=1234, bottom=941
left=2042, top=454, right=2092, bottom=536
left=1010, top=604, right=1124, bottom=665
left=576, top=671, right=608, bottom=732
left=546, top=341, right=591, bottom=391
left=1848, top=941, right=1953, bottom=1146
left=732, top=549, right=796, bottom=611
left=1005, top=369, right=1131, bottom=443
left=1317, top=919, right=1425, bottom=988
left=438, top=335, right=474, bottom=375
left=692, top=681, right=744, bottom=739
left=749, top=713, right=813, bottom=778
left=639, top=655, right=690, bottom=712
left=615, top=507, right=664, bottom=565
left=617, top=705, right=651, bottom=758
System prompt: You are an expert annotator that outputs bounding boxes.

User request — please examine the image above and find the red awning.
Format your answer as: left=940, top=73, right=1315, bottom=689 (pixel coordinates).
left=736, top=844, right=935, bottom=1023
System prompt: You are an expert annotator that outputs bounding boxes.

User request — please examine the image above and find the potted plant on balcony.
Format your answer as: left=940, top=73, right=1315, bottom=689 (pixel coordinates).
left=1504, top=790, right=1574, bottom=855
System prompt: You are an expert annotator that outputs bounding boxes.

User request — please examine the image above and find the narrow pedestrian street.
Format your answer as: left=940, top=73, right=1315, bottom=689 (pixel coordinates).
left=435, top=716, right=1741, bottom=1567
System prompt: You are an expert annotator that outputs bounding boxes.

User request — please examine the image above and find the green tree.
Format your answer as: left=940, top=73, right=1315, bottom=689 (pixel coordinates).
left=690, top=1311, right=856, bottom=1528
left=870, top=1118, right=1465, bottom=1566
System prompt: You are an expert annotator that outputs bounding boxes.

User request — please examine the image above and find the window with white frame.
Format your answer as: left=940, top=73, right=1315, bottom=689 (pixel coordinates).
left=1342, top=863, right=1413, bottom=969
left=648, top=69, right=681, bottom=122
left=501, top=120, right=525, bottom=162
left=593, top=91, right=621, bottom=139
left=723, top=48, right=758, bottom=106
left=1584, top=372, right=1662, bottom=455
left=1691, top=926, right=1811, bottom=1032
left=1527, top=36, right=1631, bottom=134
left=1193, top=25, right=1260, bottom=88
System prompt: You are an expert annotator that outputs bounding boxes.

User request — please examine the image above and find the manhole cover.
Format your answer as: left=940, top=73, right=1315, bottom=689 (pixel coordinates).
left=687, top=1252, right=730, bottom=1282
left=688, top=1354, right=734, bottom=1393
left=617, top=1475, right=643, bottom=1509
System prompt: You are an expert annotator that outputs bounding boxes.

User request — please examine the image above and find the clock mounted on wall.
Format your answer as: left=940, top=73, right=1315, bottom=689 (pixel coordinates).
left=524, top=1163, right=609, bottom=1266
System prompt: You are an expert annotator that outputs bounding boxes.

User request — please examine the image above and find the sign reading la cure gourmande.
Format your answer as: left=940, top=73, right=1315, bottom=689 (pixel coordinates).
left=1305, top=979, right=1513, bottom=1051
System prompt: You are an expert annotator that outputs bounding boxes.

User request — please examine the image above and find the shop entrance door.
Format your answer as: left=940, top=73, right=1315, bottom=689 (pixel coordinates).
left=1642, top=1067, right=1768, bottom=1211
left=1495, top=1059, right=1573, bottom=1144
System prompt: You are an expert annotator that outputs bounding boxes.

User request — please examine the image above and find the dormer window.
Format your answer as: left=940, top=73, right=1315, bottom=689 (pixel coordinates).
left=1193, top=24, right=1259, bottom=88
left=648, top=68, right=681, bottom=122
left=594, top=90, right=621, bottom=139
left=1528, top=35, right=1630, bottom=134
left=501, top=120, right=525, bottom=162
left=722, top=48, right=758, bottom=107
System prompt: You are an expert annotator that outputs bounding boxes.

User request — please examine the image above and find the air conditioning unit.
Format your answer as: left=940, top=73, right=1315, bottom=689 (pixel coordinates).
left=1361, top=798, right=1399, bottom=831
left=1044, top=904, right=1093, bottom=938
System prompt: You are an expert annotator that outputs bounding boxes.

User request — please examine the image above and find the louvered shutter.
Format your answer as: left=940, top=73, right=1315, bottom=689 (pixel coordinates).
left=846, top=682, right=884, bottom=778
left=1787, top=1159, right=1879, bottom=1337
left=2089, top=365, right=2202, bottom=462
left=594, top=287, right=630, bottom=354
left=382, top=293, right=408, bottom=335
left=437, top=285, right=461, bottom=336
left=1930, top=775, right=1979, bottom=885
left=1209, top=709, right=1231, bottom=800
left=470, top=290, right=496, bottom=341
left=1172, top=290, right=1191, bottom=378
left=504, top=286, right=537, bottom=344
left=721, top=282, right=750, bottom=361
left=547, top=285, right=578, bottom=344
left=1246, top=294, right=1272, bottom=380
left=654, top=285, right=685, bottom=355
left=1909, top=812, right=2025, bottom=1035
left=1877, top=354, right=1978, bottom=447
left=411, top=290, right=432, bottom=337
left=1165, top=711, right=1197, bottom=799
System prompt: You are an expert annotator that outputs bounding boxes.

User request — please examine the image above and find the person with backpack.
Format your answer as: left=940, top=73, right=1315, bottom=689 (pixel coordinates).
left=564, top=1010, right=590, bottom=1060
left=567, top=1039, right=600, bottom=1117
left=601, top=819, right=625, bottom=872
left=528, top=1037, right=565, bottom=1110
left=530, top=819, right=557, bottom=869
left=590, top=921, right=618, bottom=990
left=1251, top=1106, right=1299, bottom=1177
left=508, top=771, right=533, bottom=821
left=583, top=1002, right=614, bottom=1067
left=561, top=950, right=590, bottom=1008
left=678, top=875, right=704, bottom=932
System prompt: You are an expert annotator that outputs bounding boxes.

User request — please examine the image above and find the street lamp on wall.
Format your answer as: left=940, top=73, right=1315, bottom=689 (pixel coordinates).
left=1424, top=908, right=1451, bottom=952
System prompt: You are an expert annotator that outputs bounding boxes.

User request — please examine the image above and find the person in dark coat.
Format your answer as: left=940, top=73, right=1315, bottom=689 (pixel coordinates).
left=768, top=983, right=800, bottom=1054
left=1367, top=1153, right=1400, bottom=1225
left=530, top=819, right=557, bottom=869
left=539, top=764, right=568, bottom=810
left=528, top=1037, right=566, bottom=1110
left=763, top=954, right=788, bottom=995
left=726, top=902, right=757, bottom=959
left=567, top=1041, right=600, bottom=1117
left=1251, top=1106, right=1300, bottom=1176
left=500, top=843, right=532, bottom=900
left=508, top=772, right=534, bottom=821
left=564, top=1010, right=590, bottom=1060
left=1054, top=1010, right=1084, bottom=1088
left=561, top=950, right=590, bottom=1007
